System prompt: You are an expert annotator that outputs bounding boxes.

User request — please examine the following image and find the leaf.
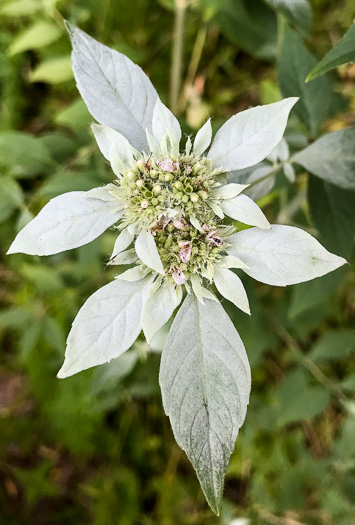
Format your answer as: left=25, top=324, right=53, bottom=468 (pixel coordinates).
left=151, top=98, right=181, bottom=153
left=214, top=266, right=250, bottom=314
left=266, top=0, right=312, bottom=36
left=141, top=282, right=177, bottom=344
left=0, top=0, right=41, bottom=16
left=229, top=164, right=276, bottom=201
left=193, top=119, right=212, bottom=157
left=221, top=194, right=270, bottom=229
left=111, top=229, right=134, bottom=259
left=307, top=21, right=355, bottom=81
left=66, top=23, right=158, bottom=152
left=57, top=277, right=153, bottom=378
left=7, top=190, right=123, bottom=256
left=309, top=329, right=355, bottom=361
left=55, top=98, right=91, bottom=130
left=159, top=295, right=251, bottom=514
left=108, top=248, right=138, bottom=266
left=228, top=225, right=346, bottom=286
left=307, top=175, right=355, bottom=258
left=135, top=230, right=164, bottom=274
left=278, top=24, right=332, bottom=138
left=216, top=0, right=277, bottom=59
left=0, top=132, right=53, bottom=178
left=30, top=56, right=73, bottom=84
left=275, top=369, right=330, bottom=425
left=209, top=98, right=298, bottom=171
left=91, top=124, right=134, bottom=167
left=212, top=183, right=249, bottom=200
left=289, top=269, right=346, bottom=319
left=293, top=128, right=355, bottom=190
left=8, top=21, right=62, bottom=55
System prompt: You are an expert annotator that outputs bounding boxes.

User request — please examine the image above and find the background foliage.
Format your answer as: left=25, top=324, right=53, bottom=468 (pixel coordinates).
left=0, top=0, right=354, bottom=523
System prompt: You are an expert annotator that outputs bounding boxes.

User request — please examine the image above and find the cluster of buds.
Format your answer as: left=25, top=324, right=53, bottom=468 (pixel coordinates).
left=150, top=214, right=234, bottom=286
left=115, top=151, right=223, bottom=232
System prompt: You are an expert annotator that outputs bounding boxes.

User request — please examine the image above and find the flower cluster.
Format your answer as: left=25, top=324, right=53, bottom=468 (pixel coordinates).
left=7, top=24, right=347, bottom=515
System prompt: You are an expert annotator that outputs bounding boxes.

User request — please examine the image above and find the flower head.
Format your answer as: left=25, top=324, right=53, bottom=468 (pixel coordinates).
left=6, top=23, right=348, bottom=516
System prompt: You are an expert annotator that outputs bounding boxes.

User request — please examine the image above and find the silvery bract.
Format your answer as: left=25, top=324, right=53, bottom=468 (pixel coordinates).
left=7, top=24, right=346, bottom=515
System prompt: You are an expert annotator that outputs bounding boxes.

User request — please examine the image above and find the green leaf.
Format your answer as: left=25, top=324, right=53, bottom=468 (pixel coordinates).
left=0, top=0, right=40, bottom=16
left=309, top=329, right=355, bottom=361
left=289, top=269, right=346, bottom=319
left=8, top=21, right=62, bottom=55
left=55, top=98, right=91, bottom=130
left=266, top=0, right=312, bottom=36
left=293, top=128, right=355, bottom=190
left=159, top=295, right=251, bottom=514
left=30, top=56, right=73, bottom=84
left=275, top=369, right=330, bottom=425
left=278, top=23, right=332, bottom=137
left=0, top=132, right=54, bottom=177
left=308, top=175, right=355, bottom=258
left=216, top=0, right=277, bottom=59
left=307, top=21, right=355, bottom=81
left=0, top=177, right=24, bottom=222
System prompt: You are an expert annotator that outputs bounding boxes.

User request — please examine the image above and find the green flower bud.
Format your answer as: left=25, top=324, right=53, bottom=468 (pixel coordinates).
left=185, top=185, right=193, bottom=194
left=175, top=181, right=184, bottom=190
left=152, top=198, right=159, bottom=205
left=150, top=169, right=158, bottom=178
left=182, top=195, right=189, bottom=203
left=176, top=192, right=184, bottom=200
left=153, top=185, right=161, bottom=194
left=136, top=179, right=144, bottom=188
left=126, top=171, right=135, bottom=180
left=198, top=190, right=209, bottom=200
left=136, top=159, right=145, bottom=170
left=190, top=193, right=199, bottom=203
left=165, top=174, right=173, bottom=182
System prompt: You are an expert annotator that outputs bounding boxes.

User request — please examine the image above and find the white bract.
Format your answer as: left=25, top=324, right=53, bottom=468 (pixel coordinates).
left=7, top=24, right=347, bottom=515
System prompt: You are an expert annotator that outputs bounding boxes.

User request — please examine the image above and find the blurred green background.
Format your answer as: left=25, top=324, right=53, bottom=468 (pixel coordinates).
left=0, top=0, right=355, bottom=523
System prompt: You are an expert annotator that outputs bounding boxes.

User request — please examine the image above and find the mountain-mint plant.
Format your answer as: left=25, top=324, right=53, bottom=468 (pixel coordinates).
left=7, top=24, right=347, bottom=514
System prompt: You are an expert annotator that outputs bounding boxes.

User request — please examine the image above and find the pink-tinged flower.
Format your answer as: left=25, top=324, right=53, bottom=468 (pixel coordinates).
left=157, top=158, right=179, bottom=172
left=184, top=165, right=192, bottom=173
left=202, top=224, right=211, bottom=232
left=179, top=241, right=192, bottom=263
left=169, top=265, right=186, bottom=285
left=207, top=230, right=224, bottom=246
left=173, top=216, right=188, bottom=230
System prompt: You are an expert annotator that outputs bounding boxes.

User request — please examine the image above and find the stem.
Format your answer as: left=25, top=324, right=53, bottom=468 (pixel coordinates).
left=181, top=26, right=207, bottom=112
left=247, top=163, right=283, bottom=189
left=170, top=0, right=187, bottom=114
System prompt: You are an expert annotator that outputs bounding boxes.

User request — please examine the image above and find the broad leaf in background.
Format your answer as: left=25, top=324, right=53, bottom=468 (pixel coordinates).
left=278, top=23, right=332, bottom=138
left=0, top=132, right=54, bottom=177
left=66, top=23, right=158, bottom=151
left=30, top=56, right=73, bottom=84
left=216, top=0, right=277, bottom=59
left=159, top=295, right=251, bottom=515
left=293, top=128, right=355, bottom=190
left=266, top=0, right=312, bottom=37
left=275, top=369, right=330, bottom=426
left=289, top=174, right=354, bottom=318
left=307, top=175, right=355, bottom=258
left=309, top=329, right=355, bottom=361
left=307, top=21, right=355, bottom=81
left=8, top=20, right=62, bottom=55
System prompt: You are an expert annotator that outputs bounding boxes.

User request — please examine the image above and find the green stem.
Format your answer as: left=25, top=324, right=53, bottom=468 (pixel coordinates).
left=170, top=0, right=187, bottom=114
